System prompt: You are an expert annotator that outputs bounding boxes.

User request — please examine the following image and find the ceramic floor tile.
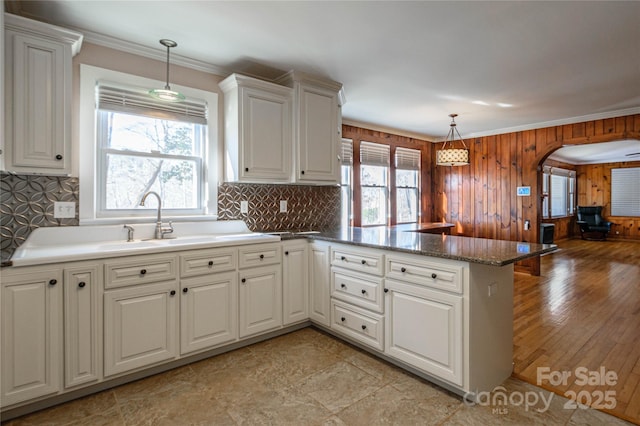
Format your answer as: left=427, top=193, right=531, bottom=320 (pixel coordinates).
left=343, top=350, right=409, bottom=385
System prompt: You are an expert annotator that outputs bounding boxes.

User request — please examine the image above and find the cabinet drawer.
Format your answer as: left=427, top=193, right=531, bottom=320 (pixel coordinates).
left=332, top=268, right=384, bottom=313
left=238, top=244, right=281, bottom=269
left=331, top=247, right=384, bottom=276
left=331, top=300, right=383, bottom=351
left=180, top=248, right=237, bottom=277
left=105, top=254, right=177, bottom=289
left=386, top=255, right=463, bottom=294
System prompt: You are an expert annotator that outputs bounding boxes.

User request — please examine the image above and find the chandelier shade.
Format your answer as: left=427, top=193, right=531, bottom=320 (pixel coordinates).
left=436, top=114, right=470, bottom=166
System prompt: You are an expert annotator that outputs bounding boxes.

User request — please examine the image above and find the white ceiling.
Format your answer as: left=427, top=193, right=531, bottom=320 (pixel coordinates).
left=10, top=1, right=640, bottom=142
left=548, top=140, right=640, bottom=165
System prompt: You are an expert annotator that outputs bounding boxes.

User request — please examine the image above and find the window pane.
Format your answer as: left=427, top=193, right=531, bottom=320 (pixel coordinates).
left=396, top=169, right=418, bottom=187
left=362, top=187, right=387, bottom=226
left=106, top=111, right=201, bottom=156
left=397, top=188, right=418, bottom=223
left=105, top=154, right=199, bottom=209
left=361, top=165, right=387, bottom=186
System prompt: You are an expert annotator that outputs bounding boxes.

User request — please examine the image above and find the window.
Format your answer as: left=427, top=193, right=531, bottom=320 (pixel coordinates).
left=79, top=65, right=218, bottom=223
left=395, top=147, right=420, bottom=224
left=360, top=142, right=390, bottom=226
left=97, top=85, right=206, bottom=216
left=340, top=139, right=353, bottom=228
left=542, top=166, right=576, bottom=218
left=611, top=167, right=640, bottom=216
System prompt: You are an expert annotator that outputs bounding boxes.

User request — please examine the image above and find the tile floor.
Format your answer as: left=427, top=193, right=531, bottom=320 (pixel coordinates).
left=3, top=328, right=634, bottom=425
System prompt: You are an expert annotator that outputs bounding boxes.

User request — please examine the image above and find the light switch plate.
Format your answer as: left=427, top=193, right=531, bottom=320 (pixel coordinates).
left=240, top=201, right=248, bottom=214
left=280, top=200, right=287, bottom=213
left=54, top=202, right=76, bottom=218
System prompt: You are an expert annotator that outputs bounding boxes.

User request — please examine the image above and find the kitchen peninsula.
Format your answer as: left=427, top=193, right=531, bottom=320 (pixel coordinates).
left=1, top=222, right=555, bottom=419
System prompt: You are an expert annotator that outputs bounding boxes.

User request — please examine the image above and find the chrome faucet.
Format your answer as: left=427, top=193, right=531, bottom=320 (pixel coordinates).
left=139, top=191, right=174, bottom=239
left=123, top=224, right=135, bottom=242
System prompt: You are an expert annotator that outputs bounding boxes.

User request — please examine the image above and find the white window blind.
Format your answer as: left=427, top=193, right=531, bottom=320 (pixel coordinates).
left=395, top=147, right=421, bottom=170
left=550, top=175, right=568, bottom=217
left=97, top=83, right=207, bottom=125
left=341, top=139, right=353, bottom=165
left=611, top=168, right=640, bottom=216
left=360, top=141, right=390, bottom=166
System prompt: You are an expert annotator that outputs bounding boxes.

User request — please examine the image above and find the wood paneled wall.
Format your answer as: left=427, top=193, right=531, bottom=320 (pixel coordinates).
left=434, top=114, right=640, bottom=275
left=576, top=161, right=640, bottom=240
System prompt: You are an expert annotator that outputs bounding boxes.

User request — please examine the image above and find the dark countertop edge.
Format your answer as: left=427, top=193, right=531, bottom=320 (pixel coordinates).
left=307, top=234, right=558, bottom=267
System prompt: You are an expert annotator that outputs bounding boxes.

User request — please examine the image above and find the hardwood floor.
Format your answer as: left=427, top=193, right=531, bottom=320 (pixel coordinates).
left=513, top=238, right=640, bottom=424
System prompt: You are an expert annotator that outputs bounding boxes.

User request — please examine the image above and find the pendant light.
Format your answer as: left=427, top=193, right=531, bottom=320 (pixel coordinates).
left=436, top=113, right=470, bottom=166
left=149, top=39, right=185, bottom=102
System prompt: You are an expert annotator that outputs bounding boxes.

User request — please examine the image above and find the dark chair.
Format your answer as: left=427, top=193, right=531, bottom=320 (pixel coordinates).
left=576, top=206, right=613, bottom=241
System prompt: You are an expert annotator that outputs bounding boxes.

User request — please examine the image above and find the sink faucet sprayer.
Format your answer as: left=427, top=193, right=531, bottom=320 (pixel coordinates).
left=139, top=191, right=174, bottom=239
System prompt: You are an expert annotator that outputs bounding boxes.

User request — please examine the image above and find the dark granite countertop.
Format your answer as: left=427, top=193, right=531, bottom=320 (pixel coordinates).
left=308, top=227, right=556, bottom=266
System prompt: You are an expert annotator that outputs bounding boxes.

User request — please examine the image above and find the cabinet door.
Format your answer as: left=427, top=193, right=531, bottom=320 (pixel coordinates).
left=180, top=272, right=238, bottom=355
left=239, top=264, right=282, bottom=338
left=297, top=85, right=340, bottom=183
left=282, top=242, right=309, bottom=325
left=64, top=264, right=101, bottom=388
left=1, top=269, right=62, bottom=406
left=240, top=87, right=292, bottom=182
left=6, top=33, right=70, bottom=173
left=104, top=281, right=178, bottom=377
left=309, top=243, right=331, bottom=326
left=385, top=279, right=463, bottom=386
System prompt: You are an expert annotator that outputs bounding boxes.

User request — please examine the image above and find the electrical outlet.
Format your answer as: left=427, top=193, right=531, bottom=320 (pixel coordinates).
left=54, top=201, right=76, bottom=218
left=524, top=220, right=531, bottom=230
left=240, top=201, right=248, bottom=214
left=280, top=200, right=287, bottom=213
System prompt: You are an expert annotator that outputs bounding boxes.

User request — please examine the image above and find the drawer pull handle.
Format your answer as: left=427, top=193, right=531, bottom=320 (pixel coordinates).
left=361, top=259, right=366, bottom=265
left=208, top=260, right=214, bottom=266
left=340, top=256, right=346, bottom=261
left=384, top=288, right=389, bottom=293
left=400, top=267, right=407, bottom=273
left=285, top=251, right=289, bottom=255
left=140, top=269, right=147, bottom=275
left=241, top=278, right=246, bottom=283
left=259, top=254, right=265, bottom=259
left=341, top=317, right=346, bottom=322
left=49, top=279, right=57, bottom=285
left=431, top=273, right=437, bottom=279
left=361, top=325, right=367, bottom=330
left=55, top=154, right=63, bottom=160
left=341, top=283, right=346, bottom=289
left=170, top=290, right=176, bottom=296
left=78, top=281, right=86, bottom=288
left=361, top=289, right=366, bottom=295
left=183, top=288, right=189, bottom=293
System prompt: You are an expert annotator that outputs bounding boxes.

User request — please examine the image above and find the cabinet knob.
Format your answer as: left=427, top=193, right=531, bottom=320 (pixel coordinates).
left=361, top=259, right=366, bottom=265
left=170, top=290, right=176, bottom=296
left=259, top=254, right=264, bottom=259
left=245, top=167, right=249, bottom=172
left=55, top=154, right=63, bottom=160
left=431, top=273, right=437, bottom=279
left=400, top=267, right=407, bottom=273
left=341, top=283, right=346, bottom=289
left=208, top=260, right=214, bottom=266
left=284, top=251, right=289, bottom=255
left=78, top=281, right=86, bottom=288
left=341, top=317, right=346, bottom=322
left=49, top=279, right=57, bottom=285
left=361, top=325, right=367, bottom=330
left=301, top=170, right=305, bottom=175
left=183, top=288, right=188, bottom=293
left=241, top=278, right=246, bottom=283
left=140, top=269, right=147, bottom=275
left=340, top=256, right=346, bottom=261
left=361, top=289, right=366, bottom=295
left=384, top=288, right=389, bottom=293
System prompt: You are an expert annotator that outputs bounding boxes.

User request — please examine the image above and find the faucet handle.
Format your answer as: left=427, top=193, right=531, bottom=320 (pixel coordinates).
left=161, top=221, right=174, bottom=237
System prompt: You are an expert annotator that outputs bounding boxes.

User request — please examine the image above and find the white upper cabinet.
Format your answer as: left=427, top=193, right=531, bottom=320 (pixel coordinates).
left=3, top=14, right=82, bottom=175
left=277, top=71, right=343, bottom=184
left=219, top=74, right=293, bottom=183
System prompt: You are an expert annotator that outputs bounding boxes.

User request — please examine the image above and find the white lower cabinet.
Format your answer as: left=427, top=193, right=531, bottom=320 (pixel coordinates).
left=103, top=281, right=178, bottom=377
left=239, top=264, right=282, bottom=338
left=1, top=267, right=63, bottom=406
left=64, top=263, right=101, bottom=388
left=282, top=240, right=309, bottom=325
left=384, top=278, right=463, bottom=386
left=180, top=272, right=238, bottom=355
left=309, top=242, right=331, bottom=326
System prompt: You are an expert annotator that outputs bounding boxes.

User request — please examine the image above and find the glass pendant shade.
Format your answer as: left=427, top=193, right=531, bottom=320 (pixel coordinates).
left=149, top=39, right=185, bottom=102
left=436, top=113, right=470, bottom=166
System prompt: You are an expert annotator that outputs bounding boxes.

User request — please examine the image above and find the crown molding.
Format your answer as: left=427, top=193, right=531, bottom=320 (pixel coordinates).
left=341, top=119, right=437, bottom=142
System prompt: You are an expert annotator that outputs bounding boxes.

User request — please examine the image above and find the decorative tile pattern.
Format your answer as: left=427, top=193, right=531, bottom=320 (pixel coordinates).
left=1, top=173, right=79, bottom=259
left=217, top=183, right=341, bottom=232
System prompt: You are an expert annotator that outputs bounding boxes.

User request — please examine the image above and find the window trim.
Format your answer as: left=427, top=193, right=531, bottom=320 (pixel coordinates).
left=79, top=64, right=219, bottom=224
left=541, top=166, right=576, bottom=219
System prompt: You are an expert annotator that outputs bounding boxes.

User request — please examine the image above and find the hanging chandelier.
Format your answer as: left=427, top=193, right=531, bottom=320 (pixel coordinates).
left=149, top=39, right=185, bottom=102
left=436, top=113, right=470, bottom=166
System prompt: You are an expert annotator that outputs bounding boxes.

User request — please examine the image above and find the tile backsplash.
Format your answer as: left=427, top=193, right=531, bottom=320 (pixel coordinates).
left=1, top=172, right=79, bottom=259
left=217, top=183, right=341, bottom=232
